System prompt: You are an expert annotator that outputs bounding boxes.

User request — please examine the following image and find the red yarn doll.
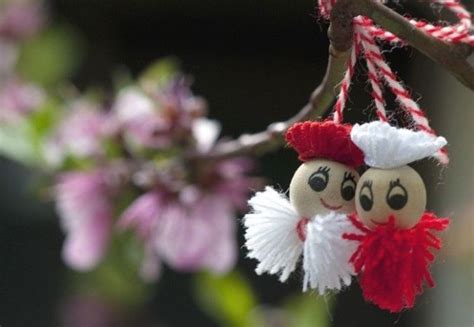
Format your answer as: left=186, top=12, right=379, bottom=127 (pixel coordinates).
left=344, top=121, right=450, bottom=312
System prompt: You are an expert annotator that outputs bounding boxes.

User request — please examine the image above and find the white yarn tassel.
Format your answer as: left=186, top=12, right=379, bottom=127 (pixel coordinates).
left=243, top=186, right=302, bottom=282
left=303, top=212, right=357, bottom=294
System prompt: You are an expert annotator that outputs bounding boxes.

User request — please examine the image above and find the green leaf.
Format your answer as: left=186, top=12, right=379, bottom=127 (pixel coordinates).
left=26, top=98, right=62, bottom=160
left=0, top=121, right=37, bottom=165
left=0, top=96, right=61, bottom=166
left=138, top=57, right=180, bottom=88
left=17, top=25, right=83, bottom=88
left=194, top=271, right=263, bottom=327
left=102, top=138, right=123, bottom=159
left=284, top=293, right=333, bottom=327
left=28, top=99, right=59, bottom=138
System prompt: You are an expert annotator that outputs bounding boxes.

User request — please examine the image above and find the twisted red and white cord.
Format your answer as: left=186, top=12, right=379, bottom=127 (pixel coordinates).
left=355, top=17, right=449, bottom=163
left=324, top=0, right=469, bottom=164
left=370, top=20, right=474, bottom=46
left=318, top=0, right=336, bottom=19
left=354, top=20, right=388, bottom=123
left=320, top=0, right=474, bottom=46
left=357, top=0, right=474, bottom=45
left=332, top=41, right=359, bottom=124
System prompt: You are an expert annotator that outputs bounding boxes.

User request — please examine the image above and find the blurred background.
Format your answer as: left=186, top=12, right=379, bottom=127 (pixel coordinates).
left=0, top=0, right=473, bottom=326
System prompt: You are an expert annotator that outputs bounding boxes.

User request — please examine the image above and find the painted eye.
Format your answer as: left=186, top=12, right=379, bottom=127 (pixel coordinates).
left=308, top=166, right=330, bottom=192
left=386, top=179, right=408, bottom=210
left=341, top=172, right=356, bottom=201
left=359, top=180, right=374, bottom=211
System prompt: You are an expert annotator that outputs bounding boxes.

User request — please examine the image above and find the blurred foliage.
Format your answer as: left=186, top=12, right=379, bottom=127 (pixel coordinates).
left=0, top=120, right=36, bottom=165
left=69, top=233, right=151, bottom=307
left=0, top=96, right=61, bottom=167
left=194, top=271, right=264, bottom=327
left=194, top=271, right=331, bottom=327
left=284, top=293, right=332, bottom=327
left=27, top=97, right=61, bottom=159
left=17, top=25, right=83, bottom=88
left=138, top=57, right=180, bottom=88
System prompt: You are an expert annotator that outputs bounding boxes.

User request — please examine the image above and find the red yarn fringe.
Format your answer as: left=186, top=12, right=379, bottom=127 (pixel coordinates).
left=343, top=212, right=449, bottom=312
left=285, top=121, right=364, bottom=168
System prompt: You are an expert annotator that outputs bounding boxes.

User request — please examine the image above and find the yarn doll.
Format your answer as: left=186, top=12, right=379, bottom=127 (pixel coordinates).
left=244, top=120, right=364, bottom=294
left=344, top=121, right=450, bottom=312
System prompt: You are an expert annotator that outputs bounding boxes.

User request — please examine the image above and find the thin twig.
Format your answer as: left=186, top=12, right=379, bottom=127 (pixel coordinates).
left=187, top=1, right=356, bottom=161
left=189, top=46, right=352, bottom=161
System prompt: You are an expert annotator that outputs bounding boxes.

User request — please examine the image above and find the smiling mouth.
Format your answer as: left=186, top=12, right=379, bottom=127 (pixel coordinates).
left=370, top=219, right=387, bottom=226
left=320, top=198, right=343, bottom=211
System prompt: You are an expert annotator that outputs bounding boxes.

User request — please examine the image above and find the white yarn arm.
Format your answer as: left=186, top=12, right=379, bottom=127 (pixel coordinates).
left=243, top=186, right=303, bottom=282
left=303, top=212, right=357, bottom=294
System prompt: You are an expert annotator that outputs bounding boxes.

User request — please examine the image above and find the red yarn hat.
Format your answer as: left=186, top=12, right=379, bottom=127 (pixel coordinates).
left=285, top=121, right=364, bottom=167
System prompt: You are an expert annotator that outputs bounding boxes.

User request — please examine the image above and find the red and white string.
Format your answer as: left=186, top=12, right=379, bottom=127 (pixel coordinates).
left=321, top=0, right=474, bottom=45
left=326, top=0, right=472, bottom=164
left=332, top=41, right=359, bottom=124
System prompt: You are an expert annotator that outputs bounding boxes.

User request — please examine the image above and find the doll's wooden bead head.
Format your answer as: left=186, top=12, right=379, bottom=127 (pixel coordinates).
left=290, top=159, right=360, bottom=217
left=350, top=121, right=447, bottom=229
left=285, top=121, right=365, bottom=218
left=355, top=165, right=426, bottom=229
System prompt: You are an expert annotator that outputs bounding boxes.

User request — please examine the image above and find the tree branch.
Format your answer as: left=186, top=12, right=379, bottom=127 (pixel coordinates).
left=189, top=0, right=474, bottom=162
left=191, top=47, right=350, bottom=161
left=187, top=0, right=356, bottom=162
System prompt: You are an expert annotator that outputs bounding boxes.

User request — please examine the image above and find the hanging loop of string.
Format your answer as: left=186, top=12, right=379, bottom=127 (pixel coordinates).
left=325, top=0, right=472, bottom=165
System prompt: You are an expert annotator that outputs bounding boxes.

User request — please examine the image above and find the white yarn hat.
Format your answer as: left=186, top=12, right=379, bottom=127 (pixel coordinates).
left=350, top=121, right=447, bottom=169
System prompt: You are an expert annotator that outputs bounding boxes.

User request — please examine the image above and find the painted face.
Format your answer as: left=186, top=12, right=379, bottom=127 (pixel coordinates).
left=355, top=165, right=426, bottom=229
left=289, top=159, right=359, bottom=218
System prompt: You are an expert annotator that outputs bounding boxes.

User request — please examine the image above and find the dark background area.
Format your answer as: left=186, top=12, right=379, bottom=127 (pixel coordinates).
left=0, top=0, right=461, bottom=326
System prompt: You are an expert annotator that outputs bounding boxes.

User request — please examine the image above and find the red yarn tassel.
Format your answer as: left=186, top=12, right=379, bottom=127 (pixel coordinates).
left=343, top=212, right=449, bottom=312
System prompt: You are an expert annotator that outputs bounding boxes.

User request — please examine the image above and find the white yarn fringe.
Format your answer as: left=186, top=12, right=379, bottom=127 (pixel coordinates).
left=244, top=186, right=357, bottom=294
left=302, top=212, right=357, bottom=294
left=243, top=186, right=302, bottom=282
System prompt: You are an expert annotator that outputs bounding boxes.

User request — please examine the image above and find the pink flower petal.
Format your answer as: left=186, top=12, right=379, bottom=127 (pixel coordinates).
left=62, top=209, right=112, bottom=271
left=56, top=170, right=113, bottom=271
left=155, top=193, right=238, bottom=273
left=118, top=191, right=162, bottom=239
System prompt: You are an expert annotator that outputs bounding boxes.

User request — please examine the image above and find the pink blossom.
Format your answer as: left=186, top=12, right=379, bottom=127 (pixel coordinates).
left=55, top=170, right=113, bottom=271
left=118, top=155, right=258, bottom=277
left=155, top=190, right=237, bottom=274
left=118, top=191, right=163, bottom=240
left=150, top=157, right=259, bottom=274
left=0, top=77, right=44, bottom=123
left=112, top=77, right=207, bottom=150
left=117, top=191, right=164, bottom=281
left=44, top=101, right=115, bottom=166
left=116, top=114, right=259, bottom=278
left=0, top=1, right=45, bottom=40
left=113, top=87, right=173, bottom=149
left=153, top=77, right=207, bottom=131
left=118, top=189, right=240, bottom=276
left=213, top=157, right=260, bottom=211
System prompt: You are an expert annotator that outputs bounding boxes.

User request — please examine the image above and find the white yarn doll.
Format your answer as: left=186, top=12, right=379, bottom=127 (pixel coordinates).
left=243, top=120, right=364, bottom=294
